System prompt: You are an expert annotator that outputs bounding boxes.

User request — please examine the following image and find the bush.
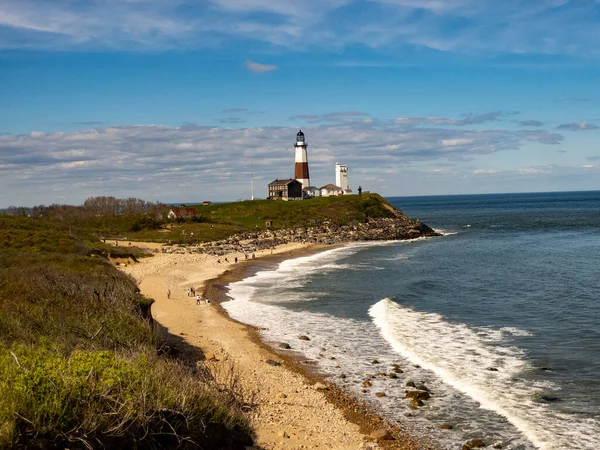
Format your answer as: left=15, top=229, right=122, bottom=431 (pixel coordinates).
left=0, top=215, right=253, bottom=448
left=0, top=346, right=251, bottom=448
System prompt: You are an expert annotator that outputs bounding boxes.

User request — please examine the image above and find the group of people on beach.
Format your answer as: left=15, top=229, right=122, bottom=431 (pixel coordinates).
left=216, top=253, right=255, bottom=264
left=166, top=287, right=210, bottom=305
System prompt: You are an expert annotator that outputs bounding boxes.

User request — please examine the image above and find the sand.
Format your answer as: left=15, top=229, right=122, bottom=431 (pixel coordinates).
left=120, top=242, right=432, bottom=450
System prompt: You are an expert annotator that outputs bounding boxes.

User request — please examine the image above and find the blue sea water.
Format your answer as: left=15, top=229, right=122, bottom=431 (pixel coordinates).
left=223, top=191, right=600, bottom=449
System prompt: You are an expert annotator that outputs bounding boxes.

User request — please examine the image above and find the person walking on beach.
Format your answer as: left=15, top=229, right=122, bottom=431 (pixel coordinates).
left=167, top=289, right=171, bottom=299
left=196, top=294, right=201, bottom=305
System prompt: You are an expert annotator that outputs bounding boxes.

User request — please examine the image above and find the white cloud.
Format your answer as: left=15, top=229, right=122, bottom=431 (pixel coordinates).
left=557, top=122, right=599, bottom=131
left=245, top=60, right=278, bottom=73
left=395, top=111, right=506, bottom=126
left=0, top=121, right=574, bottom=206
left=0, top=0, right=598, bottom=56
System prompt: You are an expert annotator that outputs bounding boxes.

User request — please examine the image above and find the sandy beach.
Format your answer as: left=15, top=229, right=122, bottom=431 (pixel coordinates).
left=121, top=242, right=434, bottom=450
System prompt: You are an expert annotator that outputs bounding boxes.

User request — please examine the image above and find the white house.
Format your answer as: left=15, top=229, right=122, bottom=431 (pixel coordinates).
left=320, top=184, right=344, bottom=197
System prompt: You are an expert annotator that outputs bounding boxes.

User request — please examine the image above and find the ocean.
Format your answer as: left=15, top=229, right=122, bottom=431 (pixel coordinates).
left=223, top=191, right=600, bottom=450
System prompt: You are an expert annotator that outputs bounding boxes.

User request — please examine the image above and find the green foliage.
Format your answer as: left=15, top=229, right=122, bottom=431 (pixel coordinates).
left=0, top=214, right=252, bottom=448
left=130, top=215, right=161, bottom=232
left=0, top=346, right=249, bottom=448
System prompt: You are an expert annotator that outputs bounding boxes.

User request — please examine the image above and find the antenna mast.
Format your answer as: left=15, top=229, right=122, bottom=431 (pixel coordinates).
left=250, top=164, right=254, bottom=200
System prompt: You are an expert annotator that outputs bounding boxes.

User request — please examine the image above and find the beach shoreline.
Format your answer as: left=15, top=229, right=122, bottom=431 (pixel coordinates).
left=121, top=241, right=439, bottom=450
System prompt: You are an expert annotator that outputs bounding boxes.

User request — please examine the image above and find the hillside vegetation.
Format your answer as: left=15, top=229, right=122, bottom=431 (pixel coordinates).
left=14, top=193, right=405, bottom=245
left=190, top=193, right=402, bottom=228
left=0, top=215, right=253, bottom=449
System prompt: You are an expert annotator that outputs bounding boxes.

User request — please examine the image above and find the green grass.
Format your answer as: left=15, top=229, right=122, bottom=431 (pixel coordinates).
left=190, top=193, right=397, bottom=229
left=0, top=215, right=252, bottom=448
left=120, top=193, right=400, bottom=244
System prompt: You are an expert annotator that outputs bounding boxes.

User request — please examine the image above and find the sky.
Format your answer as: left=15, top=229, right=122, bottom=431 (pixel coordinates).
left=1, top=0, right=600, bottom=207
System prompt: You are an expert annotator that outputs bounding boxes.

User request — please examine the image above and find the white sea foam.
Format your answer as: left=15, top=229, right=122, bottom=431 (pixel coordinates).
left=369, top=298, right=600, bottom=450
left=224, top=240, right=600, bottom=449
left=500, top=327, right=535, bottom=337
left=435, top=228, right=459, bottom=236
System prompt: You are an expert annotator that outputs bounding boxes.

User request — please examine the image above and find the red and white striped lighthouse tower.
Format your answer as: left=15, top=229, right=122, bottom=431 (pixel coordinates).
left=294, top=130, right=310, bottom=188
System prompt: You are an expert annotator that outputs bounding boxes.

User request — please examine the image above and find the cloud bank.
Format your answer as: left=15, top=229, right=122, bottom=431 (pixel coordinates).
left=0, top=118, right=585, bottom=207
left=1, top=0, right=599, bottom=56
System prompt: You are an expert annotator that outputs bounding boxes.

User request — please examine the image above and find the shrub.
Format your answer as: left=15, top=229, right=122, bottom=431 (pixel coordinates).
left=0, top=346, right=251, bottom=448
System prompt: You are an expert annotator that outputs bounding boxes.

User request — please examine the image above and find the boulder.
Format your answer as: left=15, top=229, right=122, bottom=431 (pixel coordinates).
left=279, top=342, right=291, bottom=349
left=405, top=390, right=430, bottom=401
left=314, top=382, right=328, bottom=391
left=299, top=335, right=310, bottom=341
left=375, top=392, right=386, bottom=398
left=362, top=380, right=372, bottom=388
left=371, top=359, right=380, bottom=364
left=266, top=359, right=281, bottom=367
left=409, top=399, right=424, bottom=408
left=463, top=439, right=485, bottom=449
left=440, top=423, right=453, bottom=430
left=406, top=380, right=416, bottom=388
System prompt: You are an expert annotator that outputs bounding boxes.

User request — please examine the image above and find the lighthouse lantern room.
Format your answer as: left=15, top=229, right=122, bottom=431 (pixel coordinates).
left=294, top=130, right=310, bottom=188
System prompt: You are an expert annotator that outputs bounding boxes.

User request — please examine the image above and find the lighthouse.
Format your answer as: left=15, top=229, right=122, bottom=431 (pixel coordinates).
left=294, top=130, right=310, bottom=188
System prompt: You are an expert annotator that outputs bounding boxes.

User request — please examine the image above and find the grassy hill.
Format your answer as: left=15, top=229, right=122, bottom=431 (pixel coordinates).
left=0, top=215, right=253, bottom=448
left=19, top=194, right=409, bottom=245
left=120, top=193, right=406, bottom=244
left=190, top=193, right=402, bottom=228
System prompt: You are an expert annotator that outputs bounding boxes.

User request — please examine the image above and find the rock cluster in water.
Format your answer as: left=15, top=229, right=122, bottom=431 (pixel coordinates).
left=160, top=218, right=440, bottom=255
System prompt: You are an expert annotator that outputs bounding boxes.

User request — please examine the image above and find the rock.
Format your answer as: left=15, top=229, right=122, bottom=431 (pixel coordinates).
left=388, top=373, right=398, bottom=379
left=440, top=423, right=453, bottom=429
left=463, top=439, right=485, bottom=449
left=277, top=430, right=290, bottom=439
left=487, top=367, right=499, bottom=371
left=204, top=352, right=220, bottom=361
left=409, top=399, right=424, bottom=408
left=275, top=392, right=287, bottom=400
left=279, top=342, right=291, bottom=349
left=392, top=363, right=400, bottom=369
left=369, top=428, right=393, bottom=441
left=339, top=374, right=347, bottom=379
left=313, top=382, right=328, bottom=391
left=299, top=335, right=310, bottom=341
left=406, top=380, right=416, bottom=388
left=362, top=380, right=372, bottom=388
left=405, top=390, right=430, bottom=401
left=416, top=383, right=430, bottom=392
left=266, top=359, right=281, bottom=366
left=393, top=367, right=404, bottom=373
left=371, top=359, right=380, bottom=364
left=378, top=372, right=387, bottom=377
left=541, top=395, right=561, bottom=403
left=375, top=392, right=386, bottom=398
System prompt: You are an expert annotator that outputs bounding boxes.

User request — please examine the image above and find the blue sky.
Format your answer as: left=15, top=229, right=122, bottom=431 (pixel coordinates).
left=1, top=0, right=600, bottom=207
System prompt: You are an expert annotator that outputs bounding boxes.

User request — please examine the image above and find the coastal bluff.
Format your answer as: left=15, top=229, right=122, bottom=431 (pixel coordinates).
left=161, top=217, right=440, bottom=255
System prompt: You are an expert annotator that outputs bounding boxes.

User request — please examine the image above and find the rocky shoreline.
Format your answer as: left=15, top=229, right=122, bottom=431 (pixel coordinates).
left=160, top=217, right=440, bottom=255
